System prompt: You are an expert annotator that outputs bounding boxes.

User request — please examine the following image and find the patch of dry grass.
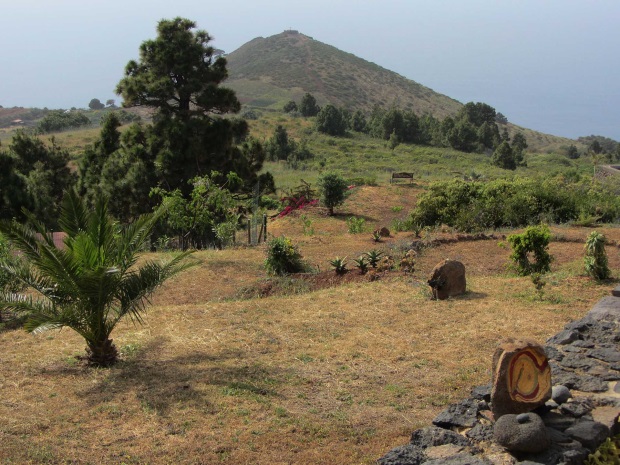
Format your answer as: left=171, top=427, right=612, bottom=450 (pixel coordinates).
left=1, top=185, right=617, bottom=464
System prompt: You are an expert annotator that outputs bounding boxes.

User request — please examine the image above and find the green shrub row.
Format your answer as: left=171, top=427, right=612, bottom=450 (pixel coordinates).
left=409, top=178, right=620, bottom=232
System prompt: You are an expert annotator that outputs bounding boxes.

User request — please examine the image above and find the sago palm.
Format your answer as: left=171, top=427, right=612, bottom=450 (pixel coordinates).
left=0, top=190, right=194, bottom=367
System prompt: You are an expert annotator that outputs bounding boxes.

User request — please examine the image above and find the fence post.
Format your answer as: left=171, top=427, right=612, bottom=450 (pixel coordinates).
left=247, top=218, right=251, bottom=245
left=263, top=214, right=267, bottom=242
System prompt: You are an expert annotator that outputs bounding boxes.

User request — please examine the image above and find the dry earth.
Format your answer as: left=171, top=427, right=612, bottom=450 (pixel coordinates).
left=1, top=185, right=618, bottom=464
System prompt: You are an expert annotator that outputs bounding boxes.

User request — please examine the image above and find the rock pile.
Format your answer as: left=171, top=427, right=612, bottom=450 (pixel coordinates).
left=378, top=291, right=620, bottom=465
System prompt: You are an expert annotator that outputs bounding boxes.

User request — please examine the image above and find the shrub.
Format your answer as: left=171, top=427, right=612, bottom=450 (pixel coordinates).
left=300, top=214, right=314, bottom=236
left=507, top=225, right=552, bottom=276
left=584, top=231, right=610, bottom=280
left=408, top=178, right=620, bottom=232
left=348, top=176, right=377, bottom=186
left=265, top=236, right=306, bottom=275
left=318, top=172, right=349, bottom=215
left=346, top=216, right=365, bottom=234
left=36, top=110, right=91, bottom=133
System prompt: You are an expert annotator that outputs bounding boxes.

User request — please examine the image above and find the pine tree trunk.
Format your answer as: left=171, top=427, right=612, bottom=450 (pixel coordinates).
left=86, top=338, right=119, bottom=367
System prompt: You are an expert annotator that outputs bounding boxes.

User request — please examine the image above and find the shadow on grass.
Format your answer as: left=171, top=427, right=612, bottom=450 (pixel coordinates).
left=79, top=337, right=289, bottom=416
left=461, top=291, right=488, bottom=300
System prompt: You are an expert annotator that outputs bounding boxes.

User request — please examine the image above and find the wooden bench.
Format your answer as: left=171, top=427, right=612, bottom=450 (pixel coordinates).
left=390, top=172, right=414, bottom=184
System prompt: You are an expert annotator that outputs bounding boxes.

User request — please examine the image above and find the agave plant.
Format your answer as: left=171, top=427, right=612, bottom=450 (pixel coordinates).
left=364, top=250, right=384, bottom=268
left=0, top=190, right=195, bottom=367
left=352, top=256, right=369, bottom=274
left=329, top=256, right=348, bottom=275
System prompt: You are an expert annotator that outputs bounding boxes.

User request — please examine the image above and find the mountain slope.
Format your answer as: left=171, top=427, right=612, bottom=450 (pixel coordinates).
left=225, top=30, right=462, bottom=117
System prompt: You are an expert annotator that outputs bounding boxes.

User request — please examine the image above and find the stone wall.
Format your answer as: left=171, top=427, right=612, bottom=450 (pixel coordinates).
left=378, top=292, right=620, bottom=465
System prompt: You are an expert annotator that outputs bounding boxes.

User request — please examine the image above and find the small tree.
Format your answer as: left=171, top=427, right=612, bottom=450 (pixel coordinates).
left=0, top=190, right=194, bottom=366
left=266, top=125, right=295, bottom=161
left=283, top=100, right=297, bottom=113
left=318, top=172, right=349, bottom=216
left=88, top=98, right=105, bottom=110
left=512, top=132, right=528, bottom=166
left=495, top=112, right=508, bottom=124
left=584, top=231, right=610, bottom=280
left=492, top=141, right=516, bottom=170
left=567, top=145, right=580, bottom=159
left=315, top=105, right=346, bottom=136
left=299, top=93, right=320, bottom=117
left=351, top=110, right=367, bottom=132
left=507, top=225, right=552, bottom=276
left=388, top=130, right=400, bottom=150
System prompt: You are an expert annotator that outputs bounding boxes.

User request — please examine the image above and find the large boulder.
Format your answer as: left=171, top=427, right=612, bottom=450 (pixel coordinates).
left=490, top=339, right=552, bottom=418
left=427, top=259, right=466, bottom=300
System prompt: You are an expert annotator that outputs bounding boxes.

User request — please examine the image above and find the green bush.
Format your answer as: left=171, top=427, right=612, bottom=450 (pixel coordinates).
left=507, top=225, right=552, bottom=276
left=409, top=178, right=620, bottom=232
left=300, top=214, right=314, bottom=236
left=346, top=216, right=365, bottom=234
left=264, top=236, right=307, bottom=275
left=584, top=231, right=611, bottom=280
left=36, top=110, right=91, bottom=133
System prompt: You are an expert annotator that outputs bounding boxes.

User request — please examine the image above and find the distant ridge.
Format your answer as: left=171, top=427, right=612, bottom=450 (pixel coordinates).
left=225, top=30, right=462, bottom=117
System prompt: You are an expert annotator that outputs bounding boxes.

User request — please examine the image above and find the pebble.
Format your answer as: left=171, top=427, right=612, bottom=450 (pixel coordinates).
left=516, top=413, right=530, bottom=424
left=551, top=385, right=571, bottom=404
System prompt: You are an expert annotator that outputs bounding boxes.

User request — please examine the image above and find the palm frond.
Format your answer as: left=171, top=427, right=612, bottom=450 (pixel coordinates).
left=58, top=189, right=89, bottom=239
left=0, top=261, right=57, bottom=298
left=0, top=219, right=43, bottom=264
left=88, top=197, right=116, bottom=259
left=114, top=207, right=165, bottom=270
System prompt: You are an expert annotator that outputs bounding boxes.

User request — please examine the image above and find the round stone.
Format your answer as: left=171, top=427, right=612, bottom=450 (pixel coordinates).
left=551, top=385, right=571, bottom=404
left=493, top=413, right=551, bottom=453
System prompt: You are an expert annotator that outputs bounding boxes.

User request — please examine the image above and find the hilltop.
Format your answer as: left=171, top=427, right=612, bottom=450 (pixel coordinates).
left=225, top=31, right=577, bottom=152
left=225, top=30, right=462, bottom=117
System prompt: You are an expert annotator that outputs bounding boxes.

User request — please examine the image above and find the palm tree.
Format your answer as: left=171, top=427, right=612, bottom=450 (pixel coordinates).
left=0, top=190, right=194, bottom=366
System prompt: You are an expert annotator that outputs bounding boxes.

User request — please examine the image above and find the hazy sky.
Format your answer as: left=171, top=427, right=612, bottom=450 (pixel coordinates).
left=1, top=0, right=619, bottom=140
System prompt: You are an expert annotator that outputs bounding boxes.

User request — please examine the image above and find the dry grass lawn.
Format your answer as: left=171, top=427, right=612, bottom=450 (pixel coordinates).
left=1, top=185, right=618, bottom=464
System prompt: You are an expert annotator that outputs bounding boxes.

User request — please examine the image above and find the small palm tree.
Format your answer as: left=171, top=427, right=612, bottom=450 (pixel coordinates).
left=0, top=190, right=194, bottom=367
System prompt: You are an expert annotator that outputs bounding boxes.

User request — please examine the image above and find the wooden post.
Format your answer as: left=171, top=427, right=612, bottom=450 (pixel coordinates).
left=247, top=219, right=251, bottom=245
left=263, top=214, right=267, bottom=242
